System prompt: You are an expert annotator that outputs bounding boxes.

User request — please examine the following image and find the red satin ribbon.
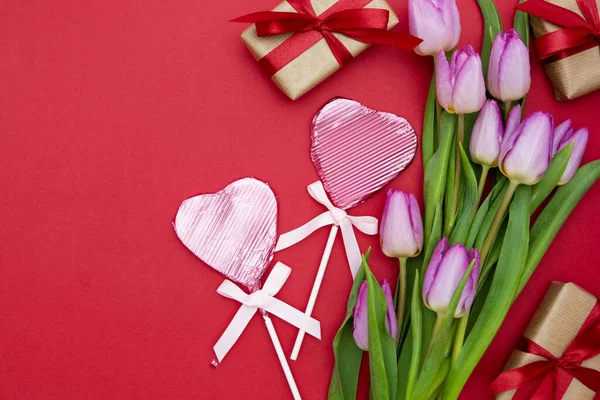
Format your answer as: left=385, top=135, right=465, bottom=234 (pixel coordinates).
left=516, top=0, right=600, bottom=61
left=490, top=303, right=600, bottom=399
left=231, top=0, right=422, bottom=77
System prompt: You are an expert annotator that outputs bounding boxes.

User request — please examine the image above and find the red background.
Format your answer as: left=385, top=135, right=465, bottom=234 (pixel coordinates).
left=1, top=0, right=599, bottom=399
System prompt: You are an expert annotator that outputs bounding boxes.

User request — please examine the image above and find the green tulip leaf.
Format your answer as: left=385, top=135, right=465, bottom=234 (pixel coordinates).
left=442, top=185, right=531, bottom=400
left=467, top=177, right=508, bottom=248
left=423, top=76, right=437, bottom=167
left=328, top=260, right=368, bottom=400
left=518, top=160, right=600, bottom=294
left=424, top=112, right=456, bottom=246
left=514, top=0, right=530, bottom=111
left=465, top=176, right=508, bottom=248
left=531, top=144, right=573, bottom=212
left=405, top=271, right=422, bottom=400
left=514, top=0, right=530, bottom=48
left=365, top=256, right=397, bottom=400
left=477, top=0, right=503, bottom=78
left=450, top=143, right=478, bottom=245
left=474, top=178, right=511, bottom=250
left=444, top=142, right=457, bottom=236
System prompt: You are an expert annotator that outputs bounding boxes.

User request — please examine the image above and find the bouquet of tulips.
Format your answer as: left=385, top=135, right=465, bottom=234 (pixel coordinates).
left=328, top=0, right=600, bottom=399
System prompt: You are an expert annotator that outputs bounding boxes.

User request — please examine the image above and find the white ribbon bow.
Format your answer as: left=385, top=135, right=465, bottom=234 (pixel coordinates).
left=275, top=181, right=379, bottom=279
left=213, top=262, right=321, bottom=362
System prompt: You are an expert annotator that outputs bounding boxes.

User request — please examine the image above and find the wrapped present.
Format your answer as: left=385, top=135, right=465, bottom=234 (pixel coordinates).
left=490, top=282, right=600, bottom=399
left=232, top=0, right=421, bottom=100
left=517, top=0, right=600, bottom=101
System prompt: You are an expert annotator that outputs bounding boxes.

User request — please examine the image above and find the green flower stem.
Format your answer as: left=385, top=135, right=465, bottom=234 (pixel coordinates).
left=433, top=54, right=442, bottom=143
left=426, top=313, right=444, bottom=355
left=396, top=257, right=407, bottom=346
left=480, top=180, right=519, bottom=265
left=436, top=101, right=443, bottom=143
left=451, top=313, right=468, bottom=365
left=476, top=166, right=490, bottom=211
left=449, top=114, right=465, bottom=233
left=405, top=272, right=422, bottom=400
left=504, top=100, right=513, bottom=121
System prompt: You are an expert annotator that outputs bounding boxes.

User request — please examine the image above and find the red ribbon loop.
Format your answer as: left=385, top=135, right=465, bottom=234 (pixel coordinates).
left=490, top=304, right=600, bottom=399
left=516, top=0, right=600, bottom=61
left=231, top=0, right=422, bottom=77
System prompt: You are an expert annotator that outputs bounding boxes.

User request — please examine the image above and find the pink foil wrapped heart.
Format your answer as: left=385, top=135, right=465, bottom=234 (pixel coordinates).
left=173, top=178, right=277, bottom=291
left=311, top=98, right=418, bottom=210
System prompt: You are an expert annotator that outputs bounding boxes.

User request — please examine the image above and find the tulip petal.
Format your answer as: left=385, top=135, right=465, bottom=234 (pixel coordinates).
left=496, top=31, right=531, bottom=101
left=502, top=112, right=554, bottom=185
left=553, top=119, right=573, bottom=154
left=380, top=190, right=422, bottom=258
left=452, top=51, right=486, bottom=114
left=487, top=32, right=507, bottom=99
left=558, top=127, right=588, bottom=185
left=381, top=280, right=398, bottom=340
left=439, top=0, right=461, bottom=50
left=470, top=99, right=504, bottom=166
left=408, top=193, right=424, bottom=255
left=456, top=249, right=480, bottom=317
left=409, top=0, right=448, bottom=56
left=499, top=104, right=522, bottom=164
left=423, top=237, right=449, bottom=307
left=436, top=51, right=453, bottom=112
left=352, top=281, right=369, bottom=351
left=425, top=241, right=470, bottom=315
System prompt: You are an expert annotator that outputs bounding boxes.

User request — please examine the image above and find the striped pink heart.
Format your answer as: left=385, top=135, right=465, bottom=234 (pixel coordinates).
left=173, top=178, right=277, bottom=291
left=310, top=98, right=418, bottom=210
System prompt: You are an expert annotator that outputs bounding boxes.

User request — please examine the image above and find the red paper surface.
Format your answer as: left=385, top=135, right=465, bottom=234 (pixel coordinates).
left=1, top=0, right=599, bottom=399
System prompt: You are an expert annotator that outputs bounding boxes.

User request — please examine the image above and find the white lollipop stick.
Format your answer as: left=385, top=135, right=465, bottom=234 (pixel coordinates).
left=262, top=314, right=302, bottom=400
left=211, top=263, right=321, bottom=399
left=275, top=181, right=378, bottom=360
left=290, top=225, right=338, bottom=360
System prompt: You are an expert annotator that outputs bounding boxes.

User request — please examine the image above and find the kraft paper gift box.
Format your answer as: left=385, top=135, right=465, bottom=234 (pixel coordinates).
left=528, top=0, right=600, bottom=100
left=238, top=0, right=399, bottom=100
left=494, top=282, right=600, bottom=399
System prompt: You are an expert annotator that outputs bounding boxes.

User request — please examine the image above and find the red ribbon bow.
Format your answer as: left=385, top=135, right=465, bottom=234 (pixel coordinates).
left=490, top=304, right=600, bottom=400
left=232, top=0, right=422, bottom=77
left=516, top=0, right=600, bottom=61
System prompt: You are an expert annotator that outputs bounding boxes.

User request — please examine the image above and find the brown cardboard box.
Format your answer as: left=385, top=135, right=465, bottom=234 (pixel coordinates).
left=529, top=0, right=600, bottom=100
left=495, top=282, right=600, bottom=399
left=239, top=0, right=399, bottom=100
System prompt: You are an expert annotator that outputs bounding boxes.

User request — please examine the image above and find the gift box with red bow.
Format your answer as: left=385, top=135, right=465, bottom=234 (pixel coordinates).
left=517, top=0, right=600, bottom=101
left=490, top=282, right=600, bottom=400
left=232, top=0, right=421, bottom=100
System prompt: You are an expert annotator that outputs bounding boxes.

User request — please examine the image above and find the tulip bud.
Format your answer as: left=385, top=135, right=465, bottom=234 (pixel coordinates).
left=469, top=99, right=504, bottom=167
left=488, top=29, right=531, bottom=102
left=353, top=279, right=398, bottom=351
left=499, top=109, right=554, bottom=185
left=408, top=0, right=461, bottom=56
left=553, top=120, right=589, bottom=185
left=436, top=46, right=486, bottom=114
left=380, top=190, right=424, bottom=259
left=423, top=238, right=480, bottom=318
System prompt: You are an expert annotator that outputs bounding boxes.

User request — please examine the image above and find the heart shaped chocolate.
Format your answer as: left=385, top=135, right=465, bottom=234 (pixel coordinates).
left=174, top=178, right=277, bottom=291
left=310, top=98, right=417, bottom=210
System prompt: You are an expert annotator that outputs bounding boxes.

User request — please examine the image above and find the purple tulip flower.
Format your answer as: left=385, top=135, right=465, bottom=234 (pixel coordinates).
left=353, top=279, right=398, bottom=351
left=553, top=119, right=589, bottom=185
left=488, top=29, right=531, bottom=102
left=436, top=46, right=486, bottom=114
left=423, top=238, right=480, bottom=318
left=499, top=106, right=554, bottom=185
left=380, top=190, right=424, bottom=259
left=470, top=99, right=504, bottom=167
left=408, top=0, right=461, bottom=56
